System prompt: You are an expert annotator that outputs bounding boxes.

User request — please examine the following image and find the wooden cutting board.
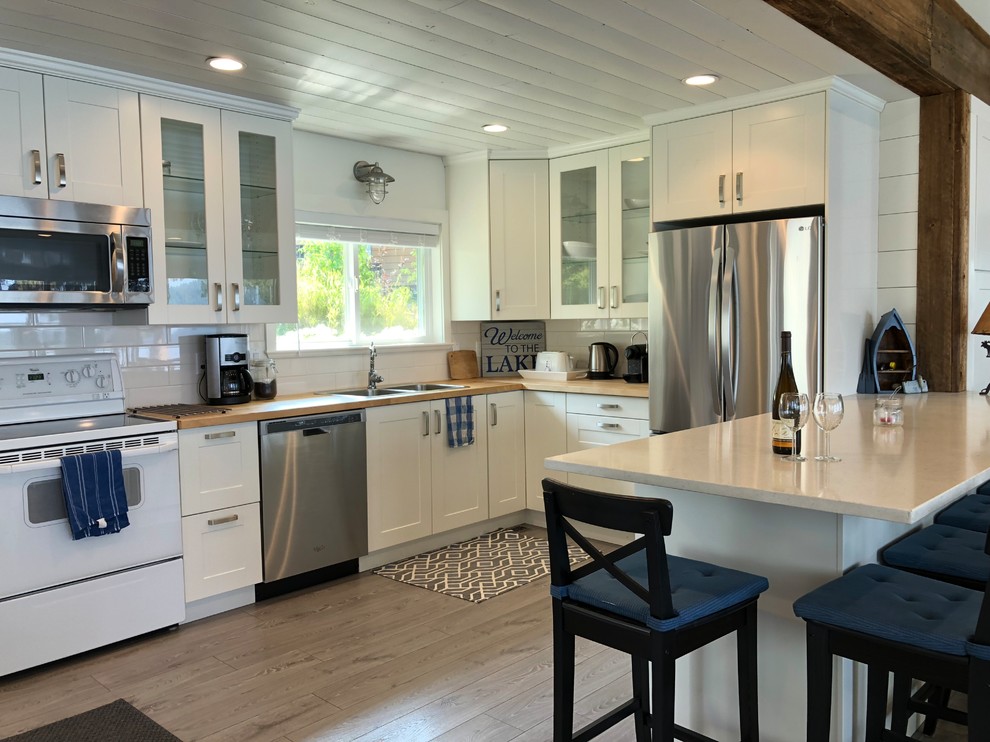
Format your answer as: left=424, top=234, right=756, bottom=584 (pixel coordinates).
left=447, top=350, right=480, bottom=379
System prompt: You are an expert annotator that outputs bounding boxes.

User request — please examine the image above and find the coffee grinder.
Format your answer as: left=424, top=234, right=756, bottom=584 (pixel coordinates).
left=204, top=333, right=253, bottom=405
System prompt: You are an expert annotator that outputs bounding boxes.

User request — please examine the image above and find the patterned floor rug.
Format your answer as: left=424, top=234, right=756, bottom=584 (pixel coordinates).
left=374, top=527, right=586, bottom=603
left=1, top=699, right=180, bottom=742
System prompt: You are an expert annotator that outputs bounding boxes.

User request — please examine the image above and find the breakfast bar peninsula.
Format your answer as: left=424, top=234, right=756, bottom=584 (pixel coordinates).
left=544, top=393, right=990, bottom=742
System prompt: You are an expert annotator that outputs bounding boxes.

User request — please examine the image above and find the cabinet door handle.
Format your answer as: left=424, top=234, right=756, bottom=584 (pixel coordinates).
left=214, top=282, right=223, bottom=312
left=31, top=149, right=42, bottom=185
left=434, top=409, right=441, bottom=435
left=610, top=285, right=618, bottom=309
left=597, top=286, right=605, bottom=310
left=495, top=289, right=501, bottom=313
left=597, top=403, right=619, bottom=409
left=490, top=403, right=497, bottom=426
left=422, top=410, right=430, bottom=437
left=207, top=514, right=239, bottom=526
left=56, top=153, right=67, bottom=188
left=736, top=172, right=743, bottom=203
left=596, top=422, right=621, bottom=430
left=718, top=174, right=726, bottom=205
left=204, top=430, right=236, bottom=440
left=232, top=282, right=241, bottom=311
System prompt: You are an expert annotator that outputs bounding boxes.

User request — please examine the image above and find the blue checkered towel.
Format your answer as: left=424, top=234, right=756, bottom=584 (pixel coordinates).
left=445, top=396, right=475, bottom=448
left=61, top=450, right=130, bottom=540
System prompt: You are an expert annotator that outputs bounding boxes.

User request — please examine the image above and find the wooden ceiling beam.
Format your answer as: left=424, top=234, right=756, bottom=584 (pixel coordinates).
left=763, top=0, right=990, bottom=104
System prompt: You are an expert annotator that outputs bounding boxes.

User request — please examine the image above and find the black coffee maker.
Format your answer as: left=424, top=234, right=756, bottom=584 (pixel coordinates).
left=623, top=344, right=648, bottom=383
left=205, top=333, right=253, bottom=405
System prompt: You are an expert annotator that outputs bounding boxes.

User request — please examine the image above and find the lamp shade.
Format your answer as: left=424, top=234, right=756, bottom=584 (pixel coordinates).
left=973, top=301, right=990, bottom=335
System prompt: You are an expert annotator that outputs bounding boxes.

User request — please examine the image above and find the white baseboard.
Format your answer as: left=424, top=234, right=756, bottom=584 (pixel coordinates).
left=183, top=585, right=255, bottom=622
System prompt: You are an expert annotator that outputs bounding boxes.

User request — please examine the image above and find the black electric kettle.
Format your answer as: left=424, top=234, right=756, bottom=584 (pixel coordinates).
left=588, top=342, right=619, bottom=379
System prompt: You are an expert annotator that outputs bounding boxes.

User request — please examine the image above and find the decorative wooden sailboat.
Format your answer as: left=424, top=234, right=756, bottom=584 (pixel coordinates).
left=862, top=308, right=917, bottom=393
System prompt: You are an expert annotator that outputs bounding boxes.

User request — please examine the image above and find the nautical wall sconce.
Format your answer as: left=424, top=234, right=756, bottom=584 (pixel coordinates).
left=353, top=161, right=395, bottom=204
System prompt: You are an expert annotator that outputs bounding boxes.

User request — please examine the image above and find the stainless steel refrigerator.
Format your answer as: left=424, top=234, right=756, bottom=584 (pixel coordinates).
left=648, top=216, right=822, bottom=434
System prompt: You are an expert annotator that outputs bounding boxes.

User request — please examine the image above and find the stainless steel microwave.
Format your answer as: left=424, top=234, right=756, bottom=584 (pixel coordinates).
left=0, top=195, right=152, bottom=308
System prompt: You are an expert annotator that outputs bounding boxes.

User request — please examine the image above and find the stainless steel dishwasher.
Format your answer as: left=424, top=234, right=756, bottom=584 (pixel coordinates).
left=258, top=410, right=367, bottom=598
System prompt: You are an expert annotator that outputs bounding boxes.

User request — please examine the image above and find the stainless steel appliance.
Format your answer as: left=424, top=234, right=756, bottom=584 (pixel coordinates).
left=0, top=354, right=182, bottom=677
left=648, top=216, right=822, bottom=433
left=258, top=411, right=368, bottom=597
left=588, top=341, right=619, bottom=379
left=205, top=333, right=252, bottom=405
left=0, top=195, right=152, bottom=307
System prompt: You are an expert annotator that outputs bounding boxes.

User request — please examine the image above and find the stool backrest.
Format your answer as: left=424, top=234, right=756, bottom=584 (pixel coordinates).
left=542, top=477, right=677, bottom=621
left=976, top=530, right=990, bottom=645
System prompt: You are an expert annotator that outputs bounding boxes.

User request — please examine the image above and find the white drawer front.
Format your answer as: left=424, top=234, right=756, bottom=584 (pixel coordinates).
left=179, top=422, right=260, bottom=516
left=566, top=414, right=651, bottom=450
left=181, top=503, right=261, bottom=603
left=566, top=394, right=649, bottom=420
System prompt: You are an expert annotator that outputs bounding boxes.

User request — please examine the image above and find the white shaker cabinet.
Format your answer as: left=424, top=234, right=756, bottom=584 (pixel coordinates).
left=565, top=394, right=651, bottom=497
left=652, top=94, right=825, bottom=221
left=0, top=68, right=142, bottom=206
left=177, top=422, right=262, bottom=603
left=524, top=390, right=568, bottom=511
left=142, top=98, right=297, bottom=324
left=447, top=156, right=550, bottom=321
left=431, top=398, right=489, bottom=533
left=487, top=391, right=526, bottom=518
left=550, top=142, right=650, bottom=319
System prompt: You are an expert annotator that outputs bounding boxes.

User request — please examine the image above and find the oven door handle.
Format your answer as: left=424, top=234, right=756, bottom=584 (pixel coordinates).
left=8, top=441, right=178, bottom=472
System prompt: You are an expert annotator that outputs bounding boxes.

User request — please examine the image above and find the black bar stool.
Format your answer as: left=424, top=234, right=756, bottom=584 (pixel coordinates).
left=793, top=533, right=990, bottom=742
left=935, top=493, right=990, bottom=533
left=542, top=478, right=769, bottom=742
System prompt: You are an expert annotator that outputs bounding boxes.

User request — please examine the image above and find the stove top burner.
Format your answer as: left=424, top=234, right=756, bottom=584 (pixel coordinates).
left=129, top=403, right=231, bottom=419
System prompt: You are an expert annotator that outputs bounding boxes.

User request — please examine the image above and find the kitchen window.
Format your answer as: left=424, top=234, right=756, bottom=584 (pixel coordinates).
left=270, top=220, right=441, bottom=352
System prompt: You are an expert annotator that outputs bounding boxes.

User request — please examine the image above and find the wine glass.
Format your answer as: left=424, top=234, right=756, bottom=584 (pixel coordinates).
left=778, top=392, right=810, bottom=462
left=813, top=393, right=844, bottom=462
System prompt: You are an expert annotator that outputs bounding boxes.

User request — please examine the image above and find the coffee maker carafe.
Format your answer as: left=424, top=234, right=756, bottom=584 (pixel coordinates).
left=205, top=334, right=253, bottom=405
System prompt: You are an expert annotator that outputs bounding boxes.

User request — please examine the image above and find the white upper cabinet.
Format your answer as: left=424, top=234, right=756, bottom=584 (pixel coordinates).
left=142, top=97, right=296, bottom=324
left=447, top=156, right=550, bottom=321
left=550, top=142, right=650, bottom=319
left=652, top=93, right=825, bottom=221
left=0, top=68, right=142, bottom=206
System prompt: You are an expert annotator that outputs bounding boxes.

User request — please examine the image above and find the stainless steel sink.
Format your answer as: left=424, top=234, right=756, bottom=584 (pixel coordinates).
left=315, top=387, right=411, bottom=398
left=384, top=383, right=469, bottom=392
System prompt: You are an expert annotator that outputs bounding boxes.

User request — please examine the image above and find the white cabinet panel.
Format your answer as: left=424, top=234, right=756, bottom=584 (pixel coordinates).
left=0, top=68, right=45, bottom=198
left=652, top=112, right=732, bottom=222
left=566, top=394, right=649, bottom=420
left=178, top=422, right=260, bottom=516
left=487, top=391, right=526, bottom=518
left=524, top=390, right=567, bottom=511
left=431, top=397, right=489, bottom=533
left=367, top=402, right=433, bottom=551
left=181, top=503, right=262, bottom=603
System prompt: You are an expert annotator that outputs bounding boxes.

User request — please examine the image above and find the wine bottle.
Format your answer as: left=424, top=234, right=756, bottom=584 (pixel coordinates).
left=771, top=331, right=799, bottom=455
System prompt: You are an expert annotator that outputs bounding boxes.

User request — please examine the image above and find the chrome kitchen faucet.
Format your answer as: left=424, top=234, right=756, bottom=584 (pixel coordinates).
left=368, top=342, right=384, bottom=390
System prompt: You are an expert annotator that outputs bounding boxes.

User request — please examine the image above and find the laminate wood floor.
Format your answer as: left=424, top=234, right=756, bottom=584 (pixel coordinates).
left=0, top=560, right=969, bottom=742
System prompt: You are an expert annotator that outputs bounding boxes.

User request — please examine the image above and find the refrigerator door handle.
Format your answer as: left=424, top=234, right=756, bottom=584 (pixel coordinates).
left=722, top=245, right=738, bottom=420
left=708, top=245, right=723, bottom=420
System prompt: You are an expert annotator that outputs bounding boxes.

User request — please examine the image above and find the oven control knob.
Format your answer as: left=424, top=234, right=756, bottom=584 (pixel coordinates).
left=81, top=364, right=95, bottom=378
left=95, top=374, right=108, bottom=389
left=64, top=369, right=81, bottom=385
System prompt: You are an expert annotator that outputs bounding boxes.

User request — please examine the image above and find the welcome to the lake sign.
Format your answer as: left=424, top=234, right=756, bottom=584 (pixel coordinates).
left=480, top=321, right=546, bottom=376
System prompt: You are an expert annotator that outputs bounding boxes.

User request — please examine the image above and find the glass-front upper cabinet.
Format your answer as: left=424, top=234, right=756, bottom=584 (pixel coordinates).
left=141, top=98, right=296, bottom=324
left=549, top=142, right=650, bottom=320
left=550, top=150, right=609, bottom=319
left=608, top=141, right=650, bottom=319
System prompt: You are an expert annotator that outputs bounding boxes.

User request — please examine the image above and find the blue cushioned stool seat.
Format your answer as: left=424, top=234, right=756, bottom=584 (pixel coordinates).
left=935, top=494, right=990, bottom=533
left=551, top=552, right=769, bottom=632
left=794, top=563, right=982, bottom=655
left=881, top=524, right=990, bottom=587
left=976, top=481, right=990, bottom=496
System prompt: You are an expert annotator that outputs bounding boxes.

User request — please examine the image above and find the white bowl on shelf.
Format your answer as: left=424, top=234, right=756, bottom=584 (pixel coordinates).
left=562, top=241, right=595, bottom=260
left=623, top=198, right=649, bottom=209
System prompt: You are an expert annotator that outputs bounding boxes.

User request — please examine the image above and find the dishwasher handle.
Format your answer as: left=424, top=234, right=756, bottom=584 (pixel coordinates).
left=261, top=411, right=364, bottom=435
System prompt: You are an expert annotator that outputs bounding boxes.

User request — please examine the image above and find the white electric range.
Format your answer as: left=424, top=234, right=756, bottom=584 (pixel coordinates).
left=0, top=354, right=184, bottom=677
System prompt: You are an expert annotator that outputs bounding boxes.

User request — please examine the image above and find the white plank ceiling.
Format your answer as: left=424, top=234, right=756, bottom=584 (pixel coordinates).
left=0, top=0, right=932, bottom=157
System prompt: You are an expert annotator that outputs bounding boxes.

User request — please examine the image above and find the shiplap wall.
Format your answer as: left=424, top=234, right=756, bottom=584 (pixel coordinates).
left=877, top=99, right=919, bottom=344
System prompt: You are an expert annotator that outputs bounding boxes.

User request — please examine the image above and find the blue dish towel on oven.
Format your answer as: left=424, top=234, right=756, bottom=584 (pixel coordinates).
left=445, top=396, right=475, bottom=448
left=61, top=450, right=130, bottom=540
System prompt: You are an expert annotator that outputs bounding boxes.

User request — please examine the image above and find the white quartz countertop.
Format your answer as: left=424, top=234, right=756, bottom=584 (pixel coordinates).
left=545, top=393, right=990, bottom=523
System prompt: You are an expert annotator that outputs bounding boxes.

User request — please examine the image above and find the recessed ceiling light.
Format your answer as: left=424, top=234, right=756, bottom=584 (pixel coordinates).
left=207, top=56, right=244, bottom=72
left=626, top=157, right=645, bottom=163
left=683, top=74, right=719, bottom=86
left=482, top=123, right=509, bottom=133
